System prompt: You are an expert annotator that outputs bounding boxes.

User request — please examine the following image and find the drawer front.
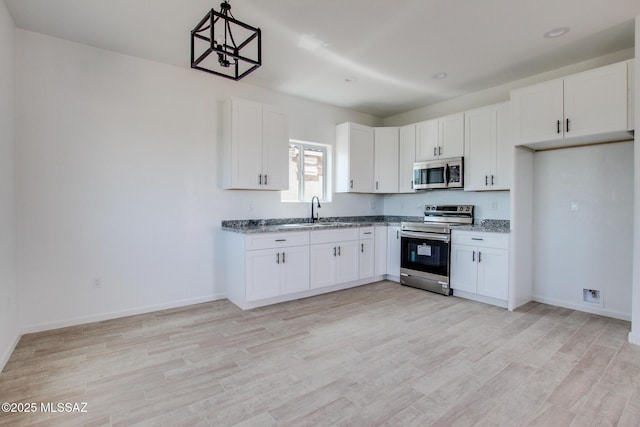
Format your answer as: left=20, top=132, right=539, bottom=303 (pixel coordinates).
left=310, top=227, right=360, bottom=244
left=246, top=231, right=310, bottom=251
left=359, top=227, right=374, bottom=239
left=452, top=231, right=509, bottom=249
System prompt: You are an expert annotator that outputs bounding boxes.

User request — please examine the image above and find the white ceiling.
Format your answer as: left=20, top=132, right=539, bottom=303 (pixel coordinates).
left=4, top=0, right=639, bottom=117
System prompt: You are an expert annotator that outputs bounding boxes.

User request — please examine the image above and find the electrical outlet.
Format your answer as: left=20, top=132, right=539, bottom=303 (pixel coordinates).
left=93, top=278, right=102, bottom=289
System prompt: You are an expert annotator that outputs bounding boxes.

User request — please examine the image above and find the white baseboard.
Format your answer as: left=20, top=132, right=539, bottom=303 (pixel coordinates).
left=1, top=332, right=22, bottom=373
left=453, top=289, right=508, bottom=309
left=532, top=294, right=631, bottom=321
left=21, top=293, right=227, bottom=334
left=629, top=331, right=640, bottom=345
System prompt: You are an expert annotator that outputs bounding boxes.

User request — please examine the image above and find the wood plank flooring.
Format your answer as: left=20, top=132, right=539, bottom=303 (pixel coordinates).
left=1, top=281, right=639, bottom=426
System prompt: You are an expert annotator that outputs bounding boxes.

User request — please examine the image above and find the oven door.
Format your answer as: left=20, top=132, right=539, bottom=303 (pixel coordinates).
left=400, top=231, right=450, bottom=282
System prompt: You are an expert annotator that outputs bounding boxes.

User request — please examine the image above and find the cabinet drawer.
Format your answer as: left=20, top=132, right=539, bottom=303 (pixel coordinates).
left=246, top=231, right=310, bottom=250
left=359, top=227, right=374, bottom=239
left=310, top=227, right=359, bottom=244
left=452, top=231, right=509, bottom=249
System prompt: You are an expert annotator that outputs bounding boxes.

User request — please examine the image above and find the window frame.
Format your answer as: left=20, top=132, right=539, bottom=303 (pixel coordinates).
left=282, top=139, right=331, bottom=203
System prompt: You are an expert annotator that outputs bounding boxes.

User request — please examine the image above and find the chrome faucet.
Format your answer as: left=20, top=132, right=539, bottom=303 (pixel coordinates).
left=311, top=196, right=321, bottom=223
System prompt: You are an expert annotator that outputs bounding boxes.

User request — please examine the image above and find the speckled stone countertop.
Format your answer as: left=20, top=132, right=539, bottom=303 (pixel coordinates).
left=222, top=216, right=422, bottom=234
left=452, top=219, right=511, bottom=233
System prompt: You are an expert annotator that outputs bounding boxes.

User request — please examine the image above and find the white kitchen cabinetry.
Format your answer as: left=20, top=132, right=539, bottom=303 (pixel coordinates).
left=336, top=122, right=375, bottom=193
left=511, top=60, right=633, bottom=150
left=310, top=228, right=360, bottom=289
left=415, top=112, right=464, bottom=161
left=386, top=225, right=401, bottom=281
left=464, top=102, right=512, bottom=191
left=451, top=231, right=509, bottom=305
left=226, top=231, right=310, bottom=308
left=222, top=98, right=289, bottom=190
left=374, top=127, right=399, bottom=193
left=399, top=125, right=416, bottom=193
left=374, top=226, right=388, bottom=276
left=359, top=227, right=375, bottom=279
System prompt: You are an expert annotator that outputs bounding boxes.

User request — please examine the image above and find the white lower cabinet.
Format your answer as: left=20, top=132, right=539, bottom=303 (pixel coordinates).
left=310, top=228, right=360, bottom=289
left=246, top=245, right=309, bottom=301
left=359, top=227, right=375, bottom=279
left=386, top=226, right=401, bottom=280
left=374, top=226, right=388, bottom=276
left=451, top=231, right=509, bottom=304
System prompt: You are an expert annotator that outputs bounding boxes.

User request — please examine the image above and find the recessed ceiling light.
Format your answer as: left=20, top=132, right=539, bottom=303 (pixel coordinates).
left=432, top=72, right=448, bottom=80
left=544, top=27, right=570, bottom=38
left=344, top=76, right=357, bottom=83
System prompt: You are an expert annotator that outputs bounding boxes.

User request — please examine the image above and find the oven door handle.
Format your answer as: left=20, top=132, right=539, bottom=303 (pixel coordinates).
left=401, top=231, right=450, bottom=243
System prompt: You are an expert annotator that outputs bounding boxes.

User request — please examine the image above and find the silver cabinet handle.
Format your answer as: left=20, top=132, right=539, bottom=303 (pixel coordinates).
left=376, top=182, right=379, bottom=190
left=557, top=120, right=561, bottom=134
left=478, top=252, right=482, bottom=263
left=472, top=251, right=475, bottom=262
left=438, top=146, right=442, bottom=156
left=411, top=181, right=414, bottom=189
left=338, top=246, right=341, bottom=256
left=566, top=118, right=570, bottom=133
left=333, top=247, right=336, bottom=256
left=282, top=252, right=285, bottom=263
left=397, top=230, right=399, bottom=239
left=361, top=243, right=364, bottom=253
left=265, top=174, right=268, bottom=185
left=276, top=253, right=280, bottom=264
left=275, top=239, right=286, bottom=242
left=485, top=175, right=488, bottom=186
left=491, top=175, right=494, bottom=186
left=471, top=238, right=483, bottom=241
left=363, top=232, right=372, bottom=235
left=259, top=174, right=262, bottom=185
left=433, top=147, right=437, bottom=156
left=350, top=180, right=353, bottom=189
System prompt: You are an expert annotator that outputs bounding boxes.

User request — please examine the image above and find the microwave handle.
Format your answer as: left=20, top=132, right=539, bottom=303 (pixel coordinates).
left=443, top=164, right=448, bottom=186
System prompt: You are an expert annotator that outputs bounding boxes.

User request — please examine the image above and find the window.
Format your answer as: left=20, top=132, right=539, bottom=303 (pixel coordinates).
left=281, top=140, right=330, bottom=202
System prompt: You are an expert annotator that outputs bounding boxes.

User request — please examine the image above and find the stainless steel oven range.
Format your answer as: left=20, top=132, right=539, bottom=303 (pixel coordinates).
left=400, top=205, right=474, bottom=295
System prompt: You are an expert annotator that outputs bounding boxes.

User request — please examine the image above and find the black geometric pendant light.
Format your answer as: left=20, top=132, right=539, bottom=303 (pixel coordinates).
left=191, top=1, right=261, bottom=80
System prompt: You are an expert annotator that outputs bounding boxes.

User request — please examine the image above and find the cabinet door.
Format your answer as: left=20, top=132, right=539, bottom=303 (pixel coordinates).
left=349, top=124, right=375, bottom=193
left=440, top=113, right=465, bottom=158
left=492, top=102, right=512, bottom=190
left=232, top=99, right=263, bottom=189
left=336, top=240, right=359, bottom=283
left=374, top=226, right=388, bottom=276
left=262, top=104, right=289, bottom=190
left=511, top=79, right=564, bottom=146
left=374, top=127, right=399, bottom=193
left=464, top=106, right=492, bottom=191
left=281, top=245, right=310, bottom=295
left=450, top=244, right=477, bottom=293
left=415, top=119, right=439, bottom=161
left=386, top=226, right=401, bottom=279
left=476, top=247, right=509, bottom=300
left=310, top=243, right=337, bottom=289
left=246, top=248, right=281, bottom=301
left=399, top=125, right=416, bottom=193
left=563, top=62, right=629, bottom=140
left=359, top=239, right=375, bottom=279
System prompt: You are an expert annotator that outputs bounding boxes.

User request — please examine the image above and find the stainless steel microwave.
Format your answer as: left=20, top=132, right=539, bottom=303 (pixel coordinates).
left=413, top=157, right=464, bottom=190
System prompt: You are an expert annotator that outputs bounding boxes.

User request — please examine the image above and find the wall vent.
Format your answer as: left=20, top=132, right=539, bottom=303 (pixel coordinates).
left=582, top=288, right=603, bottom=306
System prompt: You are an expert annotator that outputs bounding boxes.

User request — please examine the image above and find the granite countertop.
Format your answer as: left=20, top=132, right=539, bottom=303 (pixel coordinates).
left=222, top=216, right=421, bottom=234
left=451, top=219, right=511, bottom=233
left=222, top=216, right=511, bottom=234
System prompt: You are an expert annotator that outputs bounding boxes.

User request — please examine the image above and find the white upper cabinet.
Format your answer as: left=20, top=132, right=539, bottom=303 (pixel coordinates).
left=398, top=124, right=416, bottom=193
left=374, top=127, right=399, bottom=193
left=464, top=102, right=512, bottom=191
left=511, top=60, right=633, bottom=150
left=223, top=98, right=289, bottom=190
left=415, top=112, right=464, bottom=161
left=336, top=122, right=375, bottom=193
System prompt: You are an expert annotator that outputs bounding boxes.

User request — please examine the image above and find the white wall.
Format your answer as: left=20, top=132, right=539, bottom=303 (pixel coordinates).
left=0, top=1, right=20, bottom=370
left=532, top=142, right=634, bottom=320
left=631, top=16, right=640, bottom=344
left=15, top=30, right=382, bottom=332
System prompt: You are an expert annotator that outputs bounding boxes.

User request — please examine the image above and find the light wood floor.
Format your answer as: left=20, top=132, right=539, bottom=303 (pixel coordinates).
left=1, top=281, right=639, bottom=426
